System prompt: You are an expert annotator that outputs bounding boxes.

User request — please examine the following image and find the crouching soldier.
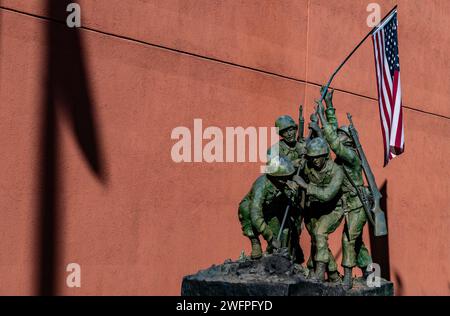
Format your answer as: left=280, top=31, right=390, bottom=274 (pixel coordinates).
left=291, top=137, right=343, bottom=283
left=238, top=156, right=301, bottom=260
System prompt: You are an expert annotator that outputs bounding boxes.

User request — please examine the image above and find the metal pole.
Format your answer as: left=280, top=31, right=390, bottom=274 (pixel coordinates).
left=318, top=6, right=397, bottom=102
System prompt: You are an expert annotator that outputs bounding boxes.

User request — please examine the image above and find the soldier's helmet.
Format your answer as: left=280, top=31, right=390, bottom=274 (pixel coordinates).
left=337, top=125, right=351, bottom=138
left=306, top=137, right=329, bottom=157
left=275, top=115, right=297, bottom=134
left=266, top=156, right=295, bottom=177
left=337, top=125, right=354, bottom=146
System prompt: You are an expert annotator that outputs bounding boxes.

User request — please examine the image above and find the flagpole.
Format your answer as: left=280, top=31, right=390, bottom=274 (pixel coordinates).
left=318, top=5, right=398, bottom=101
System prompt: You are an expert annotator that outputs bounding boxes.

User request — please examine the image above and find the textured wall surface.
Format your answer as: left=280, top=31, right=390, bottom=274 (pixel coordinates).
left=0, top=1, right=448, bottom=295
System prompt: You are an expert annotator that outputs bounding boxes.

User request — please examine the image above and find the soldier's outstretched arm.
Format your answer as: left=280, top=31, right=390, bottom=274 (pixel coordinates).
left=317, top=100, right=358, bottom=167
left=321, top=87, right=338, bottom=129
left=305, top=164, right=344, bottom=202
left=250, top=184, right=273, bottom=242
left=323, top=124, right=359, bottom=166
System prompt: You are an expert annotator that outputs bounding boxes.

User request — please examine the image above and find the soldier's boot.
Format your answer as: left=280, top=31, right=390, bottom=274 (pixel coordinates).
left=313, top=262, right=326, bottom=282
left=328, top=270, right=341, bottom=283
left=343, top=267, right=353, bottom=290
left=307, top=268, right=315, bottom=279
left=250, top=238, right=262, bottom=260
left=306, top=254, right=315, bottom=279
left=293, top=263, right=308, bottom=277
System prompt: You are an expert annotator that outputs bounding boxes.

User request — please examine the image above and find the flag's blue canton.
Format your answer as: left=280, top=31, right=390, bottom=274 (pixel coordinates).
left=384, top=13, right=399, bottom=79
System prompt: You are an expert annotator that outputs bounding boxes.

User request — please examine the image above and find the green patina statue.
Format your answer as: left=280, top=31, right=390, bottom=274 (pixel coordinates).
left=317, top=88, right=372, bottom=290
left=293, top=137, right=343, bottom=283
left=237, top=88, right=385, bottom=292
left=268, top=115, right=307, bottom=170
left=238, top=156, right=301, bottom=260
left=268, top=114, right=307, bottom=263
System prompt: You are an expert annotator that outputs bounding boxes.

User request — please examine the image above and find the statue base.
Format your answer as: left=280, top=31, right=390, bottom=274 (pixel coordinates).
left=181, top=251, right=394, bottom=296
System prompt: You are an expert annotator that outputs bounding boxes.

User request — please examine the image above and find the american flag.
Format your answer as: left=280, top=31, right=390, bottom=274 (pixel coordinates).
left=372, top=10, right=404, bottom=165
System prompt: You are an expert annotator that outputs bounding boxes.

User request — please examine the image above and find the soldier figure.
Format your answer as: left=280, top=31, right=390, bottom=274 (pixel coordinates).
left=317, top=88, right=372, bottom=290
left=238, top=156, right=301, bottom=260
left=268, top=115, right=306, bottom=170
left=292, top=137, right=344, bottom=283
left=267, top=115, right=307, bottom=264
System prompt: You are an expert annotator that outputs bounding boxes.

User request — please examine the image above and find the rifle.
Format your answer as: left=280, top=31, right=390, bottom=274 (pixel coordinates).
left=346, top=113, right=388, bottom=237
left=298, top=105, right=304, bottom=141
left=306, top=106, right=323, bottom=141
left=276, top=189, right=296, bottom=248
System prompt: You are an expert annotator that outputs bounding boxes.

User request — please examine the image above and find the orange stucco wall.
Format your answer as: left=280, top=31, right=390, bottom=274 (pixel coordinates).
left=0, top=1, right=448, bottom=295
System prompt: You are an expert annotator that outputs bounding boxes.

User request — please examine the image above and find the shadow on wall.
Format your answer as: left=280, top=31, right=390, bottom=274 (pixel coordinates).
left=393, top=270, right=404, bottom=296
left=369, top=181, right=391, bottom=281
left=36, top=0, right=106, bottom=296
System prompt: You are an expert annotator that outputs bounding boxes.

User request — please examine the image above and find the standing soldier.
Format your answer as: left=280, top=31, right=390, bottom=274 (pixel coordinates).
left=317, top=88, right=372, bottom=290
left=238, top=157, right=301, bottom=260
left=292, top=137, right=343, bottom=283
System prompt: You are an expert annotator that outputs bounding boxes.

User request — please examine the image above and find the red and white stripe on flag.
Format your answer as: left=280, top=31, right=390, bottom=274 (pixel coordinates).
left=372, top=10, right=404, bottom=166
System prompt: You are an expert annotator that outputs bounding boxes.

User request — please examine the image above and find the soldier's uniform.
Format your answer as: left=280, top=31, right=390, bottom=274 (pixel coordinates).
left=267, top=115, right=307, bottom=170
left=266, top=115, right=306, bottom=263
left=302, top=137, right=344, bottom=280
left=238, top=157, right=300, bottom=259
left=268, top=140, right=306, bottom=167
left=323, top=109, right=372, bottom=277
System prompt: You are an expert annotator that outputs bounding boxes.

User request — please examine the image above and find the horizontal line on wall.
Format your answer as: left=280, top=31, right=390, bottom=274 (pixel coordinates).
left=306, top=82, right=450, bottom=121
left=1, top=6, right=449, bottom=121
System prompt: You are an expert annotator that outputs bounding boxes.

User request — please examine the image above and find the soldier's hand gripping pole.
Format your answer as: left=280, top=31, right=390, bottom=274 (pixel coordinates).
left=347, top=113, right=388, bottom=236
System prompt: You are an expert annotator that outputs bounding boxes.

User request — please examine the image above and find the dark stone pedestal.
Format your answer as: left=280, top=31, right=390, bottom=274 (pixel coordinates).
left=182, top=252, right=394, bottom=296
